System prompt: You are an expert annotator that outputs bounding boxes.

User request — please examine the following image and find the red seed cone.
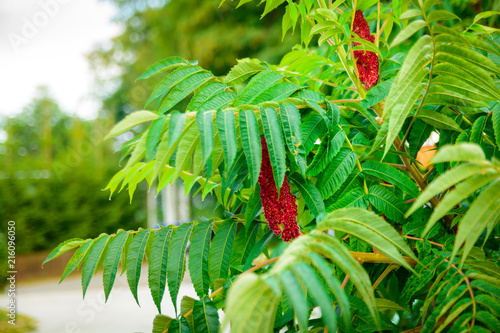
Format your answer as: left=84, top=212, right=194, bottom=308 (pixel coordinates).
left=258, top=137, right=300, bottom=242
left=352, top=10, right=379, bottom=89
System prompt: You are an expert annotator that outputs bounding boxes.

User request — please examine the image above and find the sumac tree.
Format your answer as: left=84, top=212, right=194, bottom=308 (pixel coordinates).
left=45, top=1, right=500, bottom=332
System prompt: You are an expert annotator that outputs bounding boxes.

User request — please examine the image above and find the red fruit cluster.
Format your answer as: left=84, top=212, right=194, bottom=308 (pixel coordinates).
left=258, top=137, right=300, bottom=242
left=352, top=10, right=379, bottom=89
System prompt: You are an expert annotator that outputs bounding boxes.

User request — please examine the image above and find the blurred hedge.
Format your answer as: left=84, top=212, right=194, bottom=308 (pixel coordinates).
left=0, top=173, right=144, bottom=254
left=0, top=89, right=145, bottom=254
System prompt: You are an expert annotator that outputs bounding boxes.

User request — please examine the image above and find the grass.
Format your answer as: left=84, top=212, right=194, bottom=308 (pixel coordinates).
left=0, top=309, right=37, bottom=333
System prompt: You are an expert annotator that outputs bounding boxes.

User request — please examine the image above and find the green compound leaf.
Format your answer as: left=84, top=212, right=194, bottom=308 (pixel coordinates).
left=224, top=58, right=266, bottom=86
left=223, top=274, right=281, bottom=333
left=279, top=270, right=309, bottom=332
left=189, top=221, right=214, bottom=299
left=244, top=186, right=262, bottom=232
left=81, top=234, right=111, bottom=298
left=261, top=106, right=287, bottom=191
left=193, top=297, right=220, bottom=333
left=316, top=148, right=357, bottom=200
left=452, top=180, right=500, bottom=265
left=307, top=127, right=345, bottom=177
left=234, top=71, right=284, bottom=106
left=294, top=262, right=337, bottom=332
left=146, top=66, right=203, bottom=107
left=105, top=111, right=159, bottom=140
left=318, top=208, right=418, bottom=271
left=368, top=185, right=407, bottom=221
left=327, top=188, right=368, bottom=212
left=43, top=238, right=86, bottom=266
left=231, top=222, right=261, bottom=268
left=362, top=160, right=419, bottom=197
left=196, top=110, right=214, bottom=166
left=148, top=226, right=174, bottom=313
left=431, top=143, right=486, bottom=164
left=239, top=109, right=262, bottom=188
left=152, top=314, right=174, bottom=333
left=167, top=222, right=194, bottom=313
left=216, top=109, right=237, bottom=171
left=126, top=228, right=151, bottom=305
left=279, top=103, right=306, bottom=175
left=159, top=71, right=213, bottom=113
left=168, top=317, right=192, bottom=333
left=187, top=82, right=226, bottom=111
left=290, top=173, right=325, bottom=220
left=103, top=230, right=131, bottom=301
left=208, top=220, right=237, bottom=287
left=137, top=56, right=191, bottom=81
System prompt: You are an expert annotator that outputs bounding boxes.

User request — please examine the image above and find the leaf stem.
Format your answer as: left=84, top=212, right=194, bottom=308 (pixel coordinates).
left=328, top=37, right=366, bottom=98
left=449, top=107, right=497, bottom=148
left=341, top=275, right=350, bottom=288
left=403, top=235, right=445, bottom=248
left=343, top=131, right=363, bottom=172
left=388, top=163, right=406, bottom=171
left=376, top=1, right=380, bottom=47
left=445, top=259, right=476, bottom=328
left=376, top=9, right=393, bottom=42
left=372, top=264, right=398, bottom=290
left=352, top=251, right=418, bottom=266
left=279, top=69, right=357, bottom=90
left=305, top=9, right=365, bottom=98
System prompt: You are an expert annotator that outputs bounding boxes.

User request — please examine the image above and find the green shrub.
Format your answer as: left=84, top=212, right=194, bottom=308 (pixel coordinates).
left=46, top=1, right=500, bottom=332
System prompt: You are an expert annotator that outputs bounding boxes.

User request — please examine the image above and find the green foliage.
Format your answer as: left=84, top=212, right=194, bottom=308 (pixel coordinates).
left=0, top=90, right=144, bottom=254
left=189, top=222, right=213, bottom=299
left=47, top=0, right=500, bottom=332
left=148, top=226, right=174, bottom=312
left=0, top=233, right=8, bottom=289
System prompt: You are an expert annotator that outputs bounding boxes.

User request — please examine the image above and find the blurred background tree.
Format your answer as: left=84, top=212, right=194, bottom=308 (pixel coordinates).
left=0, top=87, right=145, bottom=253
left=89, top=0, right=298, bottom=121
left=0, top=0, right=296, bottom=257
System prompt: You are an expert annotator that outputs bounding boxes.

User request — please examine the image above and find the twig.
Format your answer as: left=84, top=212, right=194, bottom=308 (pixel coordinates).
left=403, top=235, right=445, bottom=248
left=388, top=163, right=407, bottom=171
left=279, top=69, right=357, bottom=90
left=423, top=168, right=434, bottom=182
left=376, top=9, right=393, bottom=42
left=376, top=0, right=380, bottom=47
left=404, top=198, right=417, bottom=204
left=341, top=275, right=350, bottom=288
left=351, top=251, right=418, bottom=267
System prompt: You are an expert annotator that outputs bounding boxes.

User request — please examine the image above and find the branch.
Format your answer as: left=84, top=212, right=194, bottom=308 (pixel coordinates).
left=182, top=257, right=280, bottom=318
left=351, top=251, right=418, bottom=267
left=403, top=235, right=445, bottom=248
left=278, top=69, right=357, bottom=91
left=341, top=275, right=350, bottom=288
left=376, top=9, right=393, bottom=43
left=182, top=250, right=417, bottom=319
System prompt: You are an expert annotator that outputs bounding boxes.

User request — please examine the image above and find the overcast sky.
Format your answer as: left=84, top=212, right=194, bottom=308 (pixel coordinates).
left=0, top=0, right=122, bottom=119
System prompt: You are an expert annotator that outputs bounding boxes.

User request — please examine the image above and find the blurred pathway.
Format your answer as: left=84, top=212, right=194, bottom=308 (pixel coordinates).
left=1, top=267, right=197, bottom=333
